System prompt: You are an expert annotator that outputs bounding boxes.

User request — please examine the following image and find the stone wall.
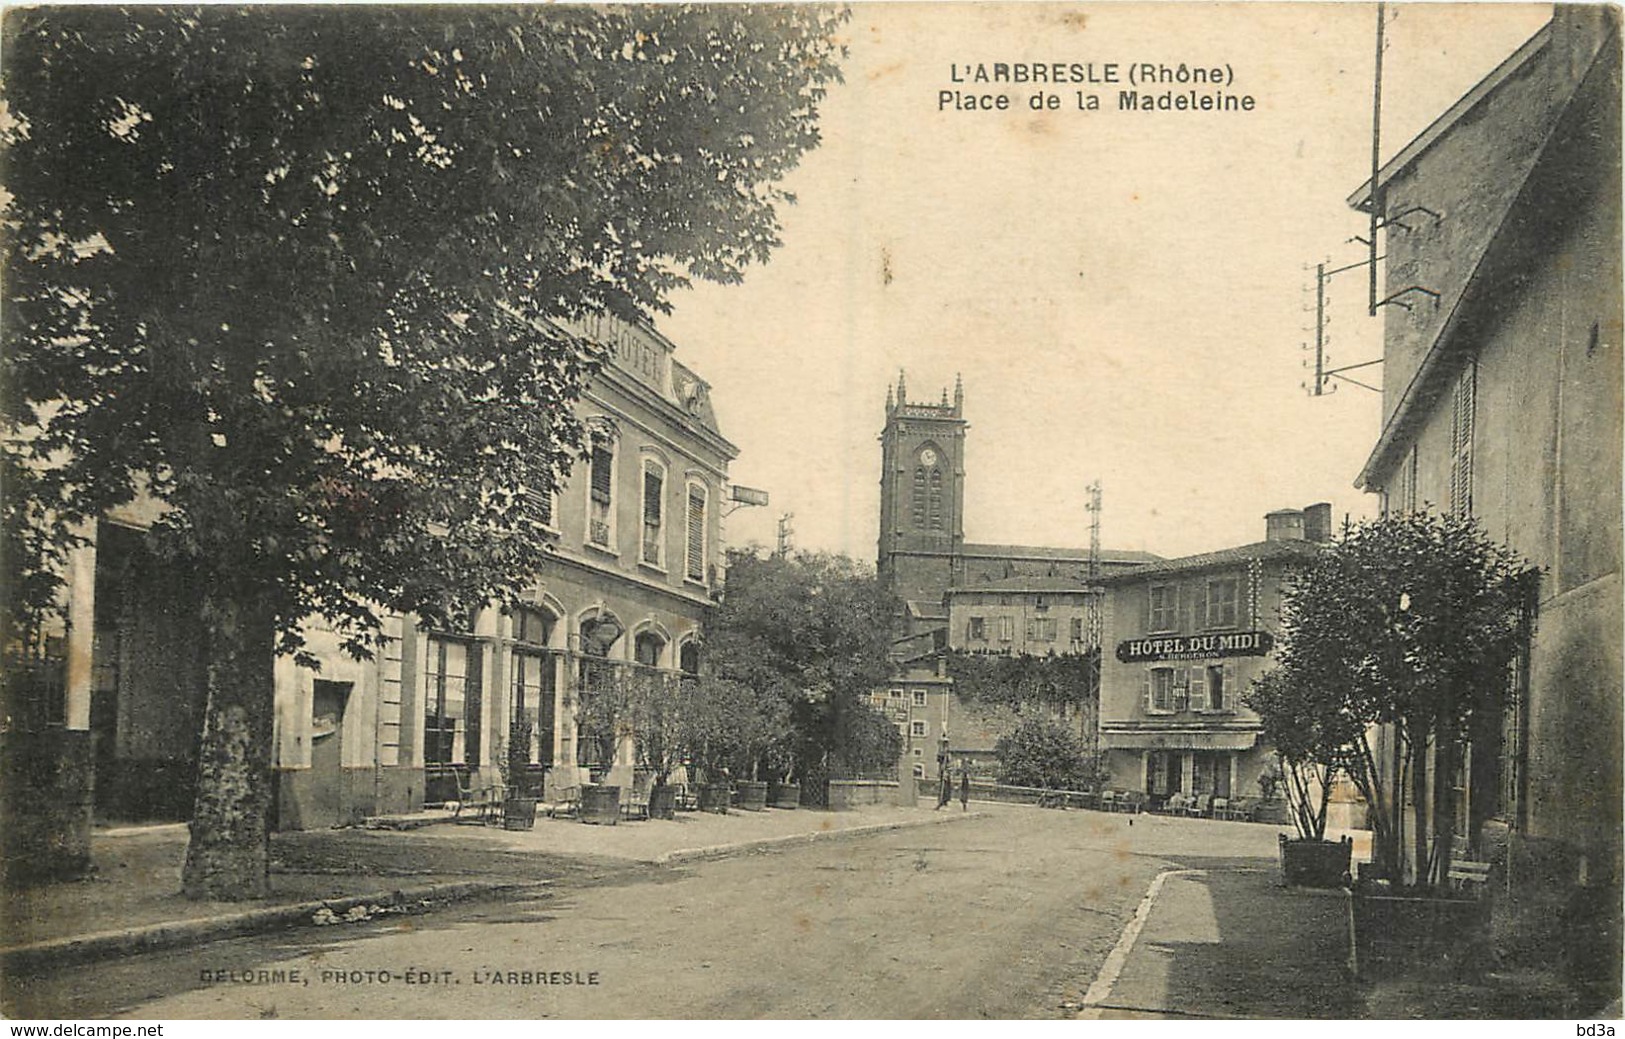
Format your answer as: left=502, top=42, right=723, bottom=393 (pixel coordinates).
left=827, top=779, right=899, bottom=810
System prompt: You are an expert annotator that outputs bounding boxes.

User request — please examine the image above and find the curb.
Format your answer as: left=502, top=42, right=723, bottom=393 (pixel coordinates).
left=0, top=879, right=549, bottom=973
left=653, top=809, right=986, bottom=865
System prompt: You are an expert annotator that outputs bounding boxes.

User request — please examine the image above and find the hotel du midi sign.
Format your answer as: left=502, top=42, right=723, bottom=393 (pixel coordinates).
left=1115, top=630, right=1275, bottom=663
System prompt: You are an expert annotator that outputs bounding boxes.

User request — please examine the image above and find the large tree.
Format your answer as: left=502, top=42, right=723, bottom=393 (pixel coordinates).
left=1, top=5, right=847, bottom=898
left=707, top=549, right=899, bottom=781
left=1260, top=512, right=1532, bottom=885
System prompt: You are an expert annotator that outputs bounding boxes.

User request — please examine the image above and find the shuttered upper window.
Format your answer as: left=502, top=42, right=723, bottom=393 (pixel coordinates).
left=1449, top=361, right=1476, bottom=518
left=641, top=462, right=665, bottom=567
left=587, top=439, right=614, bottom=548
left=685, top=481, right=708, bottom=583
left=1148, top=584, right=1178, bottom=633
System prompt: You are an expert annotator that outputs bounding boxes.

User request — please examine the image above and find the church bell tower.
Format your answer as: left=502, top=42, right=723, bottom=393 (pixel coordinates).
left=877, top=371, right=967, bottom=605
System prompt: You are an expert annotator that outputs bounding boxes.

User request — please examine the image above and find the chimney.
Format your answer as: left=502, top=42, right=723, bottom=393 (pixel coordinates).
left=1302, top=502, right=1333, bottom=543
left=1265, top=509, right=1305, bottom=542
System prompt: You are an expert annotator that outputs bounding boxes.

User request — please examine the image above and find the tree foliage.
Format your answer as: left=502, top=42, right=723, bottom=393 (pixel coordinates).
left=706, top=549, right=899, bottom=779
left=994, top=713, right=1096, bottom=791
left=0, top=5, right=847, bottom=898
left=1259, top=512, right=1532, bottom=884
left=1, top=4, right=848, bottom=652
left=944, top=648, right=1098, bottom=711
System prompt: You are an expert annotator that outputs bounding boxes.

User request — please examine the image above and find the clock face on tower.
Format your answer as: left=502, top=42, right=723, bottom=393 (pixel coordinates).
left=920, top=447, right=937, bottom=466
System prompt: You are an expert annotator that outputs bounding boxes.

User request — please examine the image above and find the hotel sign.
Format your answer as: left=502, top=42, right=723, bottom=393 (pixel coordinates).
left=1116, top=631, right=1274, bottom=663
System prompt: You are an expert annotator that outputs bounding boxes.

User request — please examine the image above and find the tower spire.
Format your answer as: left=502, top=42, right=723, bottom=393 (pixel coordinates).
left=885, top=381, right=894, bottom=413
left=896, top=368, right=907, bottom=406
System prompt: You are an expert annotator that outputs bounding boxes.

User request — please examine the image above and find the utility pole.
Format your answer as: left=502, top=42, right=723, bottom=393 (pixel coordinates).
left=775, top=512, right=795, bottom=558
left=1083, top=481, right=1103, bottom=759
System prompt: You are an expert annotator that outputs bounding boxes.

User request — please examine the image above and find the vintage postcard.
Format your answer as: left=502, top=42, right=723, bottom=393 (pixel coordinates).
left=1, top=1, right=1619, bottom=1025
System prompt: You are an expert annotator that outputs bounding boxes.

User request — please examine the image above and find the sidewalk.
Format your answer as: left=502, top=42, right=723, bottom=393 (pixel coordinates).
left=1079, top=866, right=1359, bottom=1019
left=1, top=802, right=971, bottom=969
left=1077, top=859, right=1604, bottom=1020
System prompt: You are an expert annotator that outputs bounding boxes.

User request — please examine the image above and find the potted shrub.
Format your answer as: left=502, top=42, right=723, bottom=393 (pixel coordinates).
left=1264, top=513, right=1531, bottom=976
left=1246, top=672, right=1354, bottom=888
left=628, top=669, right=694, bottom=821
left=575, top=660, right=630, bottom=825
left=495, top=722, right=538, bottom=831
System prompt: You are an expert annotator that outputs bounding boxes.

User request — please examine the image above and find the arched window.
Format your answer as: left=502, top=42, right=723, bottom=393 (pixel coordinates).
left=634, top=630, right=666, bottom=668
left=679, top=641, right=701, bottom=676
left=911, top=467, right=927, bottom=527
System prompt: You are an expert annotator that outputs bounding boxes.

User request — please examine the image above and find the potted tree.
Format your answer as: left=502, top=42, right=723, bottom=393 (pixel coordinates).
left=766, top=733, right=800, bottom=810
left=686, top=675, right=747, bottom=813
left=728, top=684, right=781, bottom=812
left=500, top=719, right=539, bottom=831
left=1246, top=671, right=1353, bottom=887
left=629, top=669, right=692, bottom=821
left=1267, top=512, right=1531, bottom=976
left=575, top=662, right=631, bottom=825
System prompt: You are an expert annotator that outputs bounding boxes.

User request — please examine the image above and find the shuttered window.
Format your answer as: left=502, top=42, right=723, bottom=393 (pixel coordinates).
left=524, top=482, right=553, bottom=529
left=641, top=463, right=664, bottom=566
left=685, top=482, right=707, bottom=583
left=590, top=445, right=613, bottom=504
left=1448, top=361, right=1476, bottom=518
left=1205, top=578, right=1239, bottom=628
left=1148, top=584, right=1178, bottom=632
left=587, top=441, right=613, bottom=548
left=1145, top=667, right=1176, bottom=713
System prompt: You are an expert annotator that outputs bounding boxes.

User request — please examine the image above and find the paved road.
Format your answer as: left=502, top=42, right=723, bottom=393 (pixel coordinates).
left=8, top=808, right=1286, bottom=1020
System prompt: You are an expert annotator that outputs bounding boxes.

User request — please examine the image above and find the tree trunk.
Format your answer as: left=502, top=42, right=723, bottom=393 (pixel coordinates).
left=1409, top=729, right=1430, bottom=890
left=182, top=588, right=277, bottom=901
left=1432, top=728, right=1459, bottom=889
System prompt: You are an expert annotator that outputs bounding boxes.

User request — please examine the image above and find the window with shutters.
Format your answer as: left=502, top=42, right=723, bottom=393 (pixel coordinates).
left=928, top=468, right=944, bottom=530
left=1204, top=577, right=1240, bottom=629
left=523, top=477, right=555, bottom=531
left=1147, top=667, right=1176, bottom=713
left=1148, top=583, right=1178, bottom=633
left=998, top=616, right=1015, bottom=642
left=967, top=616, right=986, bottom=642
left=1203, top=663, right=1237, bottom=712
left=1448, top=361, right=1476, bottom=518
left=587, top=439, right=614, bottom=548
left=1025, top=617, right=1057, bottom=642
left=1386, top=443, right=1420, bottom=517
left=640, top=460, right=665, bottom=567
left=685, top=480, right=708, bottom=584
left=911, top=467, right=927, bottom=527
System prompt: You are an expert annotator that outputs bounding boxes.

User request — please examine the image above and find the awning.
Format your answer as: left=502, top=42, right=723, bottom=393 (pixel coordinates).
left=1099, top=730, right=1260, bottom=752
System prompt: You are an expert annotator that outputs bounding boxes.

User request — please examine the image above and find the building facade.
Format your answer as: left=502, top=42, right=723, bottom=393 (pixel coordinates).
left=273, top=313, right=737, bottom=825
left=870, top=649, right=953, bottom=785
left=1097, top=506, right=1330, bottom=809
left=1349, top=7, right=1620, bottom=986
left=28, top=313, right=737, bottom=831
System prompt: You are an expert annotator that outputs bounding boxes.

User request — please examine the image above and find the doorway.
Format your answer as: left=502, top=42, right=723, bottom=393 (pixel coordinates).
left=309, top=680, right=351, bottom=828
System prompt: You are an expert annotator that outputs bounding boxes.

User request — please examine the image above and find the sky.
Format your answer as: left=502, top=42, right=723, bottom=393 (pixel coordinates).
left=655, top=2, right=1555, bottom=564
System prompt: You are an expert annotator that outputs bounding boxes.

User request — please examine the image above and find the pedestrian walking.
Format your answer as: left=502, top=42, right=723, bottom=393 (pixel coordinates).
left=935, top=768, right=952, bottom=810
left=958, top=762, right=970, bottom=811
